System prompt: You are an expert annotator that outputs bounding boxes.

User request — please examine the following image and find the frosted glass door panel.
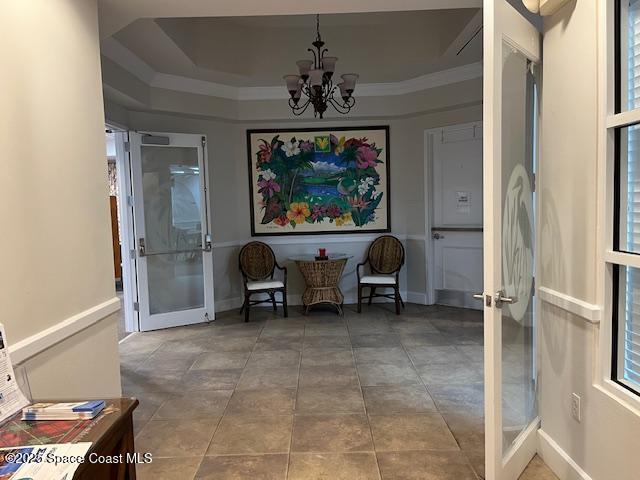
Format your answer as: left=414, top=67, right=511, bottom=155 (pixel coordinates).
left=140, top=145, right=204, bottom=315
left=500, top=42, right=538, bottom=452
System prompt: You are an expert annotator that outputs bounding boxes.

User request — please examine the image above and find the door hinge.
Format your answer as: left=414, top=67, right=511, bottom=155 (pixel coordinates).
left=124, top=141, right=130, bottom=152
left=133, top=302, right=139, bottom=311
left=201, top=136, right=207, bottom=147
left=129, top=249, right=136, bottom=260
left=126, top=195, right=134, bottom=207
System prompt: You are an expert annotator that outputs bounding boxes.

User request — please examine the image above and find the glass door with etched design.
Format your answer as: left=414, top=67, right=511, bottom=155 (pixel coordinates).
left=482, top=1, right=540, bottom=479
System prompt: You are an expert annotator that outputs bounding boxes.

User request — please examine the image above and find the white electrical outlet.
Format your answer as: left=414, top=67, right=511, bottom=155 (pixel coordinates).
left=571, top=393, right=581, bottom=422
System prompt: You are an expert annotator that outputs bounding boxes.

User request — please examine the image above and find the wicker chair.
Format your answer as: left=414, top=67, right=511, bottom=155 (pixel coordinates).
left=357, top=235, right=405, bottom=315
left=239, top=241, right=288, bottom=322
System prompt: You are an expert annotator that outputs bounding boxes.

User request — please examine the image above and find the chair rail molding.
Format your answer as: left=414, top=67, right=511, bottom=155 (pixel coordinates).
left=9, top=297, right=121, bottom=364
left=213, top=233, right=413, bottom=249
left=537, top=286, right=602, bottom=324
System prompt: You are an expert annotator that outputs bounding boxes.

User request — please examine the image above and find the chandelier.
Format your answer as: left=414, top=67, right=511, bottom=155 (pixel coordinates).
left=283, top=14, right=359, bottom=118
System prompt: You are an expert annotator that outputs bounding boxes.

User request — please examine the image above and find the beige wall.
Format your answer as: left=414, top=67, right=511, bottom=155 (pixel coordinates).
left=0, top=0, right=121, bottom=398
left=539, top=1, right=640, bottom=479
left=122, top=97, right=481, bottom=309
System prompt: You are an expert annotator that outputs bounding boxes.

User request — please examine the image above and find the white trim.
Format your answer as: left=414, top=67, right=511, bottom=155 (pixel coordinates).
left=407, top=291, right=428, bottom=304
left=604, top=249, right=640, bottom=269
left=114, top=132, right=138, bottom=333
left=537, top=429, right=593, bottom=480
left=536, top=0, right=573, bottom=16
left=405, top=234, right=426, bottom=241
left=593, top=380, right=640, bottom=417
left=118, top=332, right=136, bottom=345
left=157, top=63, right=483, bottom=100
left=100, top=37, right=156, bottom=84
left=355, top=62, right=483, bottom=97
left=606, top=109, right=640, bottom=129
left=153, top=73, right=239, bottom=100
left=101, top=37, right=483, bottom=100
left=212, top=234, right=409, bottom=249
left=537, top=286, right=603, bottom=324
left=501, top=419, right=540, bottom=479
left=10, top=297, right=121, bottom=364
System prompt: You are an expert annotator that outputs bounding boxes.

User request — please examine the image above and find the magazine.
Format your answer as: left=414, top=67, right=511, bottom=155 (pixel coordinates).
left=0, top=443, right=91, bottom=480
left=0, top=325, right=28, bottom=426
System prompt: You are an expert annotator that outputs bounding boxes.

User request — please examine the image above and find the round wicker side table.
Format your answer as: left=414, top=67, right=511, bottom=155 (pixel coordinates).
left=291, top=254, right=351, bottom=315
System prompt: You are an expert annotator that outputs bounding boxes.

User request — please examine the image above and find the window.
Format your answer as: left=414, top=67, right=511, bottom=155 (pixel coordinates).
left=610, top=0, right=640, bottom=396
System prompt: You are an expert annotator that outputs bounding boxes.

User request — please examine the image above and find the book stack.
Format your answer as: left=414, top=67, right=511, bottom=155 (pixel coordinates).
left=21, top=401, right=105, bottom=421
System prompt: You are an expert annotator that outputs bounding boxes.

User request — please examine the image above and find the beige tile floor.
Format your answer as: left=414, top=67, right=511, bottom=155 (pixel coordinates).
left=120, top=303, right=557, bottom=480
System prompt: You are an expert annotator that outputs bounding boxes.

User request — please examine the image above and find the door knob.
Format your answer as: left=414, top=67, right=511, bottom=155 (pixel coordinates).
left=432, top=232, right=445, bottom=240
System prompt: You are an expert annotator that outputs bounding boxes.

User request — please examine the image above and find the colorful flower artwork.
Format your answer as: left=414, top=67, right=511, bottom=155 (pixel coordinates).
left=247, top=127, right=390, bottom=235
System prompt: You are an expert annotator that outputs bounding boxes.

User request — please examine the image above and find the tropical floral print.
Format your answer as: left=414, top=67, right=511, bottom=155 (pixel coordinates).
left=254, top=133, right=385, bottom=229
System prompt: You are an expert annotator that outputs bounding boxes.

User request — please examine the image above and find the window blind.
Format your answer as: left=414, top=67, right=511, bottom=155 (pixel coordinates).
left=624, top=0, right=640, bottom=388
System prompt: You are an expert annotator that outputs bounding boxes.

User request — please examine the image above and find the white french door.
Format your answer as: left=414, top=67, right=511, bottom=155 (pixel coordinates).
left=130, top=131, right=214, bottom=331
left=483, top=1, right=540, bottom=479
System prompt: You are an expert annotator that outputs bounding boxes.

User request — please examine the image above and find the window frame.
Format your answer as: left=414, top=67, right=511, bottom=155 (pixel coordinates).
left=598, top=0, right=640, bottom=408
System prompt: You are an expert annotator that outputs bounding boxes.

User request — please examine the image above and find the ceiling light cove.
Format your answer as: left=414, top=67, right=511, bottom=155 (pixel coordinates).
left=284, top=15, right=358, bottom=118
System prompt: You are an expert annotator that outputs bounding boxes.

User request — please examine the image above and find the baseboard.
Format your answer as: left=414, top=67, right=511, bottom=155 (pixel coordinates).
left=537, top=429, right=593, bottom=480
left=407, top=291, right=428, bottom=304
left=214, top=290, right=412, bottom=313
left=10, top=297, right=121, bottom=364
left=435, top=289, right=483, bottom=310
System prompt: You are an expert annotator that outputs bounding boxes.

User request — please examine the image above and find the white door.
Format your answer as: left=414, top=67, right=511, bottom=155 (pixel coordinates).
left=130, top=132, right=214, bottom=331
left=483, top=1, right=540, bottom=479
left=429, top=123, right=484, bottom=309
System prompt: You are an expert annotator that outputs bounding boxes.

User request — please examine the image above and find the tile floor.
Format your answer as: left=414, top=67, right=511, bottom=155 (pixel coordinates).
left=119, top=303, right=557, bottom=480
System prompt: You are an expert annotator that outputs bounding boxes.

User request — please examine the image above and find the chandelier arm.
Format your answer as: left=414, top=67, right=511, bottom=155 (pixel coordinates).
left=327, top=97, right=352, bottom=114
left=291, top=98, right=312, bottom=116
left=307, top=48, right=318, bottom=69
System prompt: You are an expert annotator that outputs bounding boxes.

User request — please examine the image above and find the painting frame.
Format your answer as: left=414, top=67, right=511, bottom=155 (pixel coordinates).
left=246, top=125, right=391, bottom=236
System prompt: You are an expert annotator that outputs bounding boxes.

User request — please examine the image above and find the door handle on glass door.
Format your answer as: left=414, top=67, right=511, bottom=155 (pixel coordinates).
left=495, top=290, right=517, bottom=308
left=473, top=293, right=492, bottom=307
left=204, top=234, right=212, bottom=252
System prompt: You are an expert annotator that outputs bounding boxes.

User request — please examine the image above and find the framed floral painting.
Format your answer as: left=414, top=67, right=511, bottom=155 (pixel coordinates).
left=247, top=126, right=390, bottom=236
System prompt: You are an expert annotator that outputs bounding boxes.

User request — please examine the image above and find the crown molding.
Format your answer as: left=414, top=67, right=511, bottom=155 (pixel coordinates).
left=101, top=37, right=156, bottom=84
left=101, top=37, right=483, bottom=102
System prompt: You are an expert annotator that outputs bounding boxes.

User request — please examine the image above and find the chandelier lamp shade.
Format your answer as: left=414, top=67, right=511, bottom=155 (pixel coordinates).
left=283, top=14, right=359, bottom=118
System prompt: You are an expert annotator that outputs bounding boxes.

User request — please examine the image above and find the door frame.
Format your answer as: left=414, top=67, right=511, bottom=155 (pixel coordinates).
left=424, top=121, right=483, bottom=307
left=112, top=130, right=140, bottom=332
left=483, top=0, right=541, bottom=478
